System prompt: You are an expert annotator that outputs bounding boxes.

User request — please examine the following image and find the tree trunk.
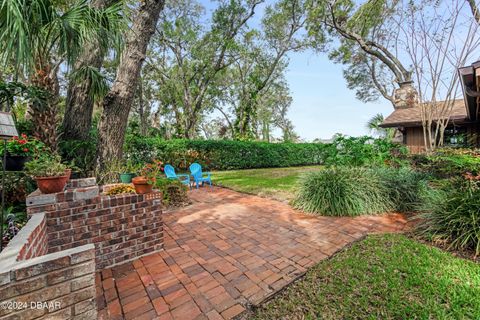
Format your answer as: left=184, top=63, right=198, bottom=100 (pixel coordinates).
left=29, top=61, right=60, bottom=151
left=96, top=0, right=165, bottom=172
left=62, top=0, right=110, bottom=142
left=137, top=78, right=149, bottom=136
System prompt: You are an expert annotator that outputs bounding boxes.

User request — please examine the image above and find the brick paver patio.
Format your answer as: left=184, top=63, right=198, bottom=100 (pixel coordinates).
left=96, top=187, right=410, bottom=320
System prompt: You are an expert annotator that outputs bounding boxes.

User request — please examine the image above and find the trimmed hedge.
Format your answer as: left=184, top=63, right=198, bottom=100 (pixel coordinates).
left=124, top=137, right=328, bottom=170
left=124, top=136, right=406, bottom=171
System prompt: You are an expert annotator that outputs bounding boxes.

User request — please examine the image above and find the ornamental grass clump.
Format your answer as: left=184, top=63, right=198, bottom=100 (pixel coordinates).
left=416, top=174, right=480, bottom=255
left=376, top=167, right=427, bottom=212
left=293, top=167, right=392, bottom=216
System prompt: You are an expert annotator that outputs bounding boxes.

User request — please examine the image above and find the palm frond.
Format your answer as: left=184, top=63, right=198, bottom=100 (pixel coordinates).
left=0, top=0, right=127, bottom=77
left=69, top=65, right=108, bottom=100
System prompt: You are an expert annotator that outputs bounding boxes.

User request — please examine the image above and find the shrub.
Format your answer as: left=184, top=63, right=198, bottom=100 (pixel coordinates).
left=58, top=131, right=97, bottom=174
left=292, top=167, right=392, bottom=216
left=376, top=167, right=427, bottom=212
left=410, top=148, right=480, bottom=179
left=125, top=137, right=328, bottom=170
left=323, top=135, right=408, bottom=167
left=416, top=176, right=480, bottom=255
left=155, top=178, right=190, bottom=207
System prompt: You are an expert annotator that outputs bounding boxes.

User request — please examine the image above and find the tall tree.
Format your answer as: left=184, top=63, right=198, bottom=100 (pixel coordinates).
left=233, top=0, right=308, bottom=138
left=307, top=0, right=414, bottom=99
left=397, top=0, right=480, bottom=150
left=468, top=0, right=480, bottom=23
left=62, top=0, right=124, bottom=142
left=151, top=0, right=263, bottom=138
left=95, top=0, right=165, bottom=172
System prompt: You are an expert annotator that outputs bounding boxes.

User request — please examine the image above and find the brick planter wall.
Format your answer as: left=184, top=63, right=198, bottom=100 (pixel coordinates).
left=26, top=178, right=164, bottom=269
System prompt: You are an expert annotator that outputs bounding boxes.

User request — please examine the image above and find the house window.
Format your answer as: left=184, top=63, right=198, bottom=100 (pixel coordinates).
left=443, top=126, right=466, bottom=147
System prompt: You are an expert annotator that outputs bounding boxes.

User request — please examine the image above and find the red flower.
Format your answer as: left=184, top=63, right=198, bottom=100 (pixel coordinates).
left=21, top=133, right=27, bottom=138
left=23, top=148, right=29, bottom=152
left=18, top=139, right=27, bottom=145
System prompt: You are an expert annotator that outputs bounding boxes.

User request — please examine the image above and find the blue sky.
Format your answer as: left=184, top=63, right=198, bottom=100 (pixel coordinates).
left=285, top=52, right=393, bottom=141
left=199, top=0, right=394, bottom=141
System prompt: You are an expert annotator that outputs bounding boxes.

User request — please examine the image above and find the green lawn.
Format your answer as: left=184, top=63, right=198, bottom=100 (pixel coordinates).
left=252, top=234, right=480, bottom=320
left=213, top=166, right=323, bottom=201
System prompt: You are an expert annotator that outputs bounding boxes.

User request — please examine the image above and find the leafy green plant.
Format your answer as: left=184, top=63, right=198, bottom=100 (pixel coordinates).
left=410, top=147, right=480, bottom=179
left=25, top=154, right=67, bottom=177
left=155, top=178, right=189, bottom=207
left=416, top=176, right=480, bottom=255
left=293, top=167, right=392, bottom=216
left=120, top=160, right=140, bottom=174
left=139, top=160, right=164, bottom=185
left=58, top=133, right=97, bottom=174
left=2, top=172, right=35, bottom=204
left=323, top=135, right=408, bottom=167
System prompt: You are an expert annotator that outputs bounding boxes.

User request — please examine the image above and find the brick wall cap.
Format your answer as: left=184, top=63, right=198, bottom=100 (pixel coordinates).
left=1, top=244, right=95, bottom=277
left=67, top=177, right=97, bottom=188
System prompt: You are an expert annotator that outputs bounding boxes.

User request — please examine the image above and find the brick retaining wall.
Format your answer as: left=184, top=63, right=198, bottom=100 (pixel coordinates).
left=0, top=178, right=164, bottom=319
left=0, top=212, right=96, bottom=319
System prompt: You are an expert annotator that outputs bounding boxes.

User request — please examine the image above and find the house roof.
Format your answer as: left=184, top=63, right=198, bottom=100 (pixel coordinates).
left=380, top=99, right=469, bottom=128
left=459, top=63, right=480, bottom=121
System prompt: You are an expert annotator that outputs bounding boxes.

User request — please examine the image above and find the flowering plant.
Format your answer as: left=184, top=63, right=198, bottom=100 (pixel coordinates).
left=0, top=134, right=45, bottom=157
left=139, top=160, right=164, bottom=185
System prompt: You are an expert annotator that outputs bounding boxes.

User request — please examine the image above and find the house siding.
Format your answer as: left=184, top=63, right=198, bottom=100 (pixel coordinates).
left=404, top=123, right=480, bottom=153
left=465, top=123, right=480, bottom=146
left=405, top=127, right=425, bottom=154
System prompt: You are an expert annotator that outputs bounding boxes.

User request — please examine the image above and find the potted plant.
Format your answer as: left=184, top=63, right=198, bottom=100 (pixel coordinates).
left=0, top=134, right=44, bottom=171
left=132, top=160, right=164, bottom=194
left=119, top=161, right=138, bottom=183
left=25, top=154, right=68, bottom=194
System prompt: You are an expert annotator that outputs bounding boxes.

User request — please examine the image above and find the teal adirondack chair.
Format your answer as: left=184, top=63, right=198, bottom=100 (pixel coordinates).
left=164, top=164, right=191, bottom=189
left=189, top=163, right=212, bottom=189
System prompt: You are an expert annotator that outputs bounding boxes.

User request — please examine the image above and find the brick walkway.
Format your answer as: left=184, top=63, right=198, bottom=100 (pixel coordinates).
left=96, top=187, right=410, bottom=320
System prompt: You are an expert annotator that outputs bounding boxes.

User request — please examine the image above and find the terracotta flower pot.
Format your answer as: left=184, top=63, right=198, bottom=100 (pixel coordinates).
left=132, top=176, right=153, bottom=194
left=35, top=175, right=68, bottom=194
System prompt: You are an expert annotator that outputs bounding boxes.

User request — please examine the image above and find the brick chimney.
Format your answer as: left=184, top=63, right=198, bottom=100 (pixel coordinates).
left=393, top=81, right=418, bottom=109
